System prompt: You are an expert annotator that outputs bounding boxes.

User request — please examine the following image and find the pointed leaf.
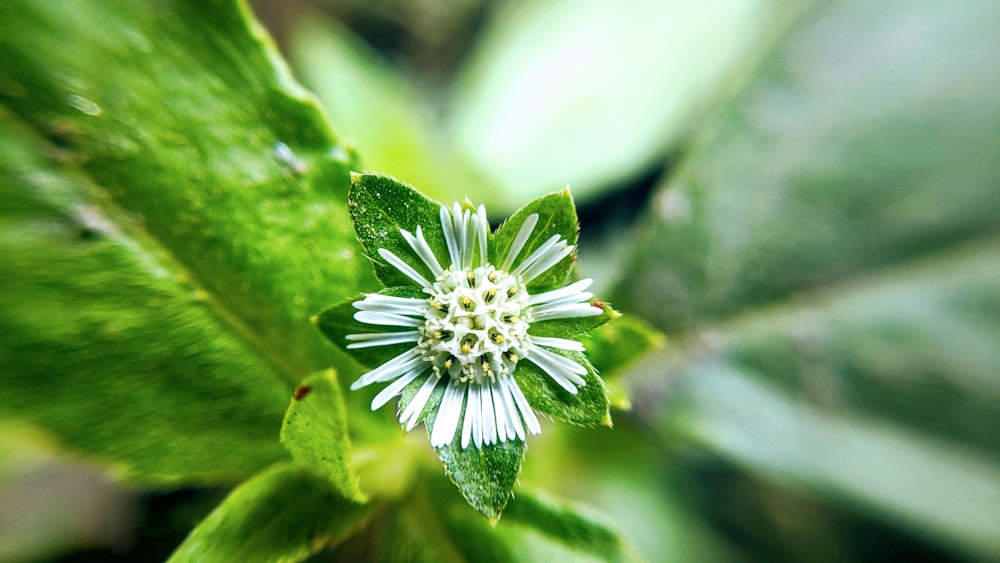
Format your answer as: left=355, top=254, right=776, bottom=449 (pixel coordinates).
left=168, top=464, right=371, bottom=563
left=350, top=173, right=449, bottom=288
left=494, top=188, right=579, bottom=291
left=280, top=370, right=365, bottom=502
left=426, top=403, right=525, bottom=522
left=516, top=353, right=611, bottom=427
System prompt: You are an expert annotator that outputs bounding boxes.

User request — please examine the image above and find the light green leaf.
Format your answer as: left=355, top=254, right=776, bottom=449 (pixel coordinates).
left=578, top=316, right=664, bottom=379
left=289, top=15, right=498, bottom=208
left=168, top=464, right=371, bottom=563
left=0, top=0, right=373, bottom=478
left=493, top=188, right=579, bottom=292
left=503, top=490, right=637, bottom=563
left=280, top=370, right=365, bottom=502
left=349, top=173, right=449, bottom=288
left=449, top=0, right=806, bottom=209
left=516, top=353, right=611, bottom=427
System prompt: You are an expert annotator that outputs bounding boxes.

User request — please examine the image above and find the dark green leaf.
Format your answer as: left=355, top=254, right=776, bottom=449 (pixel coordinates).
left=516, top=353, right=611, bottom=427
left=280, top=370, right=365, bottom=502
left=349, top=173, right=449, bottom=288
left=168, top=464, right=371, bottom=563
left=426, top=403, right=525, bottom=522
left=493, top=189, right=579, bottom=291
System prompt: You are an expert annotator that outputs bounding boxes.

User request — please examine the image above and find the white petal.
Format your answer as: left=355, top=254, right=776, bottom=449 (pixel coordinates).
left=353, top=311, right=423, bottom=327
left=511, top=234, right=561, bottom=277
left=353, top=297, right=425, bottom=315
left=461, top=207, right=475, bottom=269
left=377, top=248, right=431, bottom=288
left=530, top=336, right=586, bottom=352
left=495, top=380, right=524, bottom=441
left=531, top=303, right=603, bottom=321
left=461, top=384, right=475, bottom=448
left=487, top=383, right=509, bottom=442
left=519, top=244, right=574, bottom=284
left=440, top=205, right=460, bottom=268
left=480, top=383, right=497, bottom=446
left=527, top=347, right=587, bottom=392
left=502, top=213, right=538, bottom=270
left=527, top=279, right=594, bottom=306
left=346, top=331, right=420, bottom=349
left=401, top=226, right=443, bottom=276
left=371, top=366, right=424, bottom=410
left=471, top=384, right=484, bottom=448
left=476, top=205, right=489, bottom=267
left=401, top=374, right=440, bottom=430
left=506, top=377, right=541, bottom=435
left=430, top=377, right=465, bottom=447
left=351, top=348, right=423, bottom=389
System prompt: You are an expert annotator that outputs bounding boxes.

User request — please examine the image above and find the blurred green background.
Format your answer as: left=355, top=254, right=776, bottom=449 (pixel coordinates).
left=1, top=0, right=998, bottom=561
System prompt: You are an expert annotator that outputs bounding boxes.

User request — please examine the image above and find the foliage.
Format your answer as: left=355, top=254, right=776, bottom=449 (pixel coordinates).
left=1, top=0, right=997, bottom=561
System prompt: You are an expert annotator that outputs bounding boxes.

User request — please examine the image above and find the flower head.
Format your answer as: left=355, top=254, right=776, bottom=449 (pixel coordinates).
left=315, top=174, right=616, bottom=518
left=348, top=201, right=603, bottom=449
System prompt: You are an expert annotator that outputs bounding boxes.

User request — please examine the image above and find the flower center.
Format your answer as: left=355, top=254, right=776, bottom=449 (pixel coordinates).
left=419, top=264, right=531, bottom=383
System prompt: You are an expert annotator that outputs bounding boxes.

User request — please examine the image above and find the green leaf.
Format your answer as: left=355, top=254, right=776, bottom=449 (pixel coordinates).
left=615, top=0, right=1000, bottom=558
left=578, top=315, right=664, bottom=379
left=503, top=490, right=637, bottom=563
left=578, top=316, right=664, bottom=411
left=168, top=464, right=371, bottom=563
left=289, top=15, right=500, bottom=209
left=0, top=116, right=290, bottom=483
left=427, top=406, right=525, bottom=523
left=349, top=173, right=449, bottom=288
left=493, top=188, right=579, bottom=291
left=0, top=0, right=374, bottom=478
left=448, top=0, right=805, bottom=209
left=280, top=370, right=365, bottom=502
left=517, top=353, right=611, bottom=427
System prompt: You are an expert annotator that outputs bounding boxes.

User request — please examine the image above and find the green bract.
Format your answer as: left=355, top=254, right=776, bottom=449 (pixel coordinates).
left=317, top=173, right=617, bottom=519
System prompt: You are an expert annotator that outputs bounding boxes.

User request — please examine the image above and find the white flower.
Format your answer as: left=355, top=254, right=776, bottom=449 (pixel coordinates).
left=347, top=203, right=603, bottom=449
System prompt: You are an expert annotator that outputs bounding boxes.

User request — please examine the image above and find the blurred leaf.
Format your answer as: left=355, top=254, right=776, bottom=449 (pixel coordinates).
left=280, top=370, right=365, bottom=502
left=0, top=0, right=374, bottom=478
left=579, top=316, right=664, bottom=379
left=449, top=0, right=807, bottom=210
left=619, top=0, right=1000, bottom=330
left=616, top=0, right=1000, bottom=558
left=503, top=490, right=637, bottom=562
left=289, top=15, right=494, bottom=207
left=0, top=116, right=290, bottom=482
left=579, top=316, right=664, bottom=410
left=664, top=359, right=1000, bottom=560
left=168, top=464, right=371, bottom=563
